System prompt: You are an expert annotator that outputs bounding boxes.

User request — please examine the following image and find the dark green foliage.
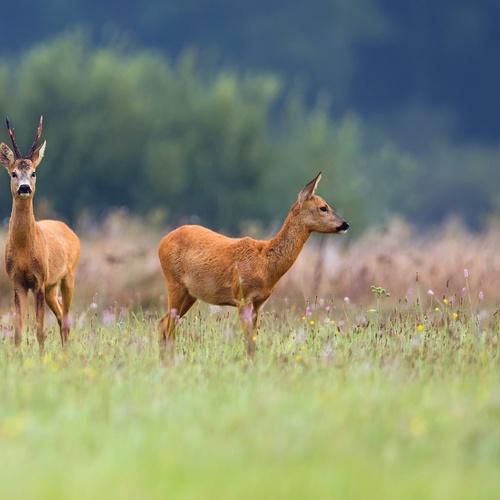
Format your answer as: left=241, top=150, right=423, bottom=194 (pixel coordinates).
left=0, top=32, right=371, bottom=233
left=0, top=29, right=498, bottom=234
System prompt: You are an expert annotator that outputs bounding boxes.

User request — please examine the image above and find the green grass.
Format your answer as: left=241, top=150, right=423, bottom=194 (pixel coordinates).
left=0, top=299, right=499, bottom=500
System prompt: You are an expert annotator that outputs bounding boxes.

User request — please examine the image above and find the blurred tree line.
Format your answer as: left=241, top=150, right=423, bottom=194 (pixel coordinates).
left=0, top=20, right=498, bottom=233
left=0, top=31, right=370, bottom=233
left=3, top=0, right=500, bottom=142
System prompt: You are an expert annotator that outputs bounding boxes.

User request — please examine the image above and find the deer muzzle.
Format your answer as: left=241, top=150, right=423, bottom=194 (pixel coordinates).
left=17, top=184, right=32, bottom=198
left=337, top=220, right=350, bottom=233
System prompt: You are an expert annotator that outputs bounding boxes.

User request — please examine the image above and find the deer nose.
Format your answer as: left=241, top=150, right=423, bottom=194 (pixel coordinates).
left=338, top=221, right=349, bottom=233
left=18, top=184, right=32, bottom=196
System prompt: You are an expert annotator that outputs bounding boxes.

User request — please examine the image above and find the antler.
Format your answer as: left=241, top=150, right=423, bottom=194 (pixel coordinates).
left=26, top=116, right=43, bottom=159
left=5, top=117, right=23, bottom=159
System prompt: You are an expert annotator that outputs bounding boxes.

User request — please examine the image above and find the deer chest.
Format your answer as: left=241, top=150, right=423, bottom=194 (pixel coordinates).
left=6, top=255, right=46, bottom=289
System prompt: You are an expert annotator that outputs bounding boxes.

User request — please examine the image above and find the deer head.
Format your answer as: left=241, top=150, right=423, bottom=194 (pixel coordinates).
left=294, top=172, right=349, bottom=234
left=0, top=116, right=46, bottom=199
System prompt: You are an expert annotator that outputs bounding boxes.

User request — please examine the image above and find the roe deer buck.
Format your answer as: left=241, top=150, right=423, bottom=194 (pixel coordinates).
left=0, top=117, right=80, bottom=351
left=158, top=172, right=349, bottom=358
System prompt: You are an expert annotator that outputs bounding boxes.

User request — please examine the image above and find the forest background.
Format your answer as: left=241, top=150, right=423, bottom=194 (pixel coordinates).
left=1, top=0, right=499, bottom=238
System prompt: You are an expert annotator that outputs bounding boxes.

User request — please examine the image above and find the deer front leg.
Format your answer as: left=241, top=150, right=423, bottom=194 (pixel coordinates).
left=158, top=290, right=196, bottom=363
left=13, top=287, right=28, bottom=347
left=159, top=309, right=177, bottom=361
left=34, top=286, right=46, bottom=353
left=239, top=303, right=257, bottom=357
left=60, top=274, right=76, bottom=346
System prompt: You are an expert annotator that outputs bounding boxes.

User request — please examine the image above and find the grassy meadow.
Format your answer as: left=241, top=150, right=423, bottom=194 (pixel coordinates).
left=0, top=213, right=499, bottom=499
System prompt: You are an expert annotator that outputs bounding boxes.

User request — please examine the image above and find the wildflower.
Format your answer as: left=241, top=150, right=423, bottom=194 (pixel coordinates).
left=302, top=316, right=306, bottom=321
left=409, top=416, right=426, bottom=437
left=367, top=308, right=377, bottom=313
left=239, top=305, right=253, bottom=324
left=252, top=335, right=257, bottom=342
left=2, top=415, right=26, bottom=439
left=42, top=354, right=52, bottom=364
left=453, top=312, right=458, bottom=319
left=84, top=367, right=96, bottom=380
left=343, top=297, right=350, bottom=305
left=309, top=320, right=315, bottom=326
left=417, top=325, right=423, bottom=331
left=305, top=306, right=312, bottom=317
left=301, top=345, right=307, bottom=351
left=464, top=269, right=469, bottom=278
left=101, top=310, right=116, bottom=326
left=325, top=306, right=331, bottom=313
left=435, top=307, right=440, bottom=312
left=479, top=291, right=484, bottom=302
left=23, top=358, right=35, bottom=369
left=462, top=287, right=467, bottom=295
left=427, top=290, right=434, bottom=296
left=443, top=298, right=449, bottom=305
left=295, top=355, right=302, bottom=361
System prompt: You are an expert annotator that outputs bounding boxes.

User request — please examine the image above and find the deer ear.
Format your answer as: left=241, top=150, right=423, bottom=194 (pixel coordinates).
left=298, top=172, right=322, bottom=203
left=31, top=140, right=46, bottom=168
left=0, top=142, right=15, bottom=170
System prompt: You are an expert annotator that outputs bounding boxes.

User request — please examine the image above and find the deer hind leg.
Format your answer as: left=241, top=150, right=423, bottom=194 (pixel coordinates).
left=45, top=284, right=65, bottom=345
left=13, top=287, right=28, bottom=347
left=159, top=287, right=197, bottom=361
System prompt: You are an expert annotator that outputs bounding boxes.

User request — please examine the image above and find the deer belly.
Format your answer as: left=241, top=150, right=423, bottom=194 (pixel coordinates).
left=184, top=274, right=237, bottom=307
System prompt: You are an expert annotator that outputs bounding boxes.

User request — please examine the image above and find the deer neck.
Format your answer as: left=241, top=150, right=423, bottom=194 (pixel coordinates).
left=265, top=204, right=311, bottom=280
left=9, top=198, right=37, bottom=249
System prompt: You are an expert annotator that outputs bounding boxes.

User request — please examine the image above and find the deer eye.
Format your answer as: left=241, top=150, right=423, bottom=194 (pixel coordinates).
left=31, top=172, right=36, bottom=178
left=11, top=172, right=17, bottom=178
left=320, top=206, right=328, bottom=212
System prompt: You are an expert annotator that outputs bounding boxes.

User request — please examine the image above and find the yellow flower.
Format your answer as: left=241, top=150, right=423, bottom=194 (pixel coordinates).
left=409, top=416, right=426, bottom=437
left=435, top=307, right=440, bottom=312
left=443, top=298, right=449, bottom=305
left=295, top=355, right=302, bottom=361
left=331, top=320, right=335, bottom=324
left=42, top=354, right=52, bottom=364
left=453, top=312, right=458, bottom=319
left=2, top=415, right=26, bottom=439
left=417, top=325, right=423, bottom=331
left=301, top=345, right=307, bottom=350
left=309, top=320, right=315, bottom=325
left=57, top=351, right=69, bottom=363
left=23, top=358, right=35, bottom=369
left=301, top=316, right=306, bottom=321
left=83, top=367, right=96, bottom=380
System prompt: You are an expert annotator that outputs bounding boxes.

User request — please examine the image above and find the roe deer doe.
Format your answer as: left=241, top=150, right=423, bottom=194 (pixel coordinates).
left=158, top=172, right=349, bottom=358
left=0, top=117, right=80, bottom=352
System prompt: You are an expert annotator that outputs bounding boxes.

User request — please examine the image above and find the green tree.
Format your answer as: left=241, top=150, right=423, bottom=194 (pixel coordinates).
left=0, top=31, right=370, bottom=233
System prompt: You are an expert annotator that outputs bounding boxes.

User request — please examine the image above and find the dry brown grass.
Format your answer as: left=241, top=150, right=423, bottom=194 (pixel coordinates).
left=276, top=217, right=500, bottom=312
left=0, top=212, right=498, bottom=316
